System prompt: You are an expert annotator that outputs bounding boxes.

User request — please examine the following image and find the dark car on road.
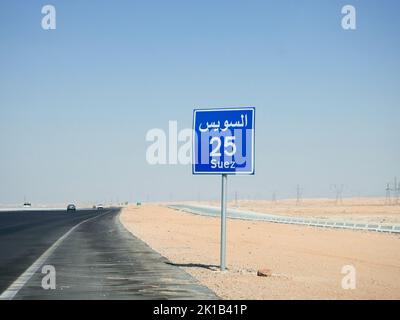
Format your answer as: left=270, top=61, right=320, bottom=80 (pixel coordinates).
left=67, top=204, right=76, bottom=212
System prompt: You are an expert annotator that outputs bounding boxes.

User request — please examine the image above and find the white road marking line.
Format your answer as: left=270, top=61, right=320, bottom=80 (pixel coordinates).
left=0, top=210, right=112, bottom=300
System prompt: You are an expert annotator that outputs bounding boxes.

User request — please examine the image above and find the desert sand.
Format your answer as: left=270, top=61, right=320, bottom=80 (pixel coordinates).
left=120, top=203, right=400, bottom=300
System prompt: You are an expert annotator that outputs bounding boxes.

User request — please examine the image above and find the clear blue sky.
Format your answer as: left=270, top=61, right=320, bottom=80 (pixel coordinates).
left=0, top=0, right=399, bottom=204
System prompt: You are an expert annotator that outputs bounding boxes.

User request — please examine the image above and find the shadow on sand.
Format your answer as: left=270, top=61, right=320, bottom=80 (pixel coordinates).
left=165, top=262, right=220, bottom=271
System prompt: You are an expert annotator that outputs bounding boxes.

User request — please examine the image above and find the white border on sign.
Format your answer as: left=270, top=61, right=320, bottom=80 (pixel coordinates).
left=192, top=107, right=255, bottom=175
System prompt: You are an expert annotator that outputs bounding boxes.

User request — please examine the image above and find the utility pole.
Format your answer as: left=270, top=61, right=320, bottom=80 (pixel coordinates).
left=272, top=191, right=277, bottom=204
left=234, top=191, right=238, bottom=207
left=385, top=183, right=391, bottom=205
left=220, top=174, right=228, bottom=271
left=296, top=184, right=302, bottom=205
left=394, top=177, right=400, bottom=205
left=386, top=177, right=400, bottom=206
left=398, top=181, right=400, bottom=205
left=332, top=184, right=344, bottom=205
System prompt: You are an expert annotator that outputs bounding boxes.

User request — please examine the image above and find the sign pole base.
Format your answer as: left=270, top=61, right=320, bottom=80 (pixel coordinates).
left=220, top=174, right=228, bottom=271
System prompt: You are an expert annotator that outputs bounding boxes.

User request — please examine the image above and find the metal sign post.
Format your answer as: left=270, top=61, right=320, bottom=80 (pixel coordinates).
left=192, top=107, right=255, bottom=271
left=220, top=174, right=228, bottom=271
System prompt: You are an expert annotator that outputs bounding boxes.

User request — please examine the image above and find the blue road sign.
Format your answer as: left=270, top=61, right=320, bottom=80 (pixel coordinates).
left=192, top=107, right=255, bottom=175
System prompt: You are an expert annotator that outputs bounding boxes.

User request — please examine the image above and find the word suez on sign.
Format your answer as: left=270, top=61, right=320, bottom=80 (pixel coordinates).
left=192, top=107, right=255, bottom=175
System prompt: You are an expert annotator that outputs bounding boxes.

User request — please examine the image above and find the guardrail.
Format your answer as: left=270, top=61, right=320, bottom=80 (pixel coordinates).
left=167, top=204, right=400, bottom=234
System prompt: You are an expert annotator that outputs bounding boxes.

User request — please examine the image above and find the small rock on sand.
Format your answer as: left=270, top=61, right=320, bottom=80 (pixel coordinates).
left=257, top=268, right=272, bottom=277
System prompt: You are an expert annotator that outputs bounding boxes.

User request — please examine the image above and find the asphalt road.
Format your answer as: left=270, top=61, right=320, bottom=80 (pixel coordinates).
left=0, top=209, right=216, bottom=300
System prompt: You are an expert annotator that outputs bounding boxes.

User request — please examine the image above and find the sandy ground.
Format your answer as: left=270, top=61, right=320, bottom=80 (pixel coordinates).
left=199, top=198, right=400, bottom=224
left=120, top=203, right=400, bottom=300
